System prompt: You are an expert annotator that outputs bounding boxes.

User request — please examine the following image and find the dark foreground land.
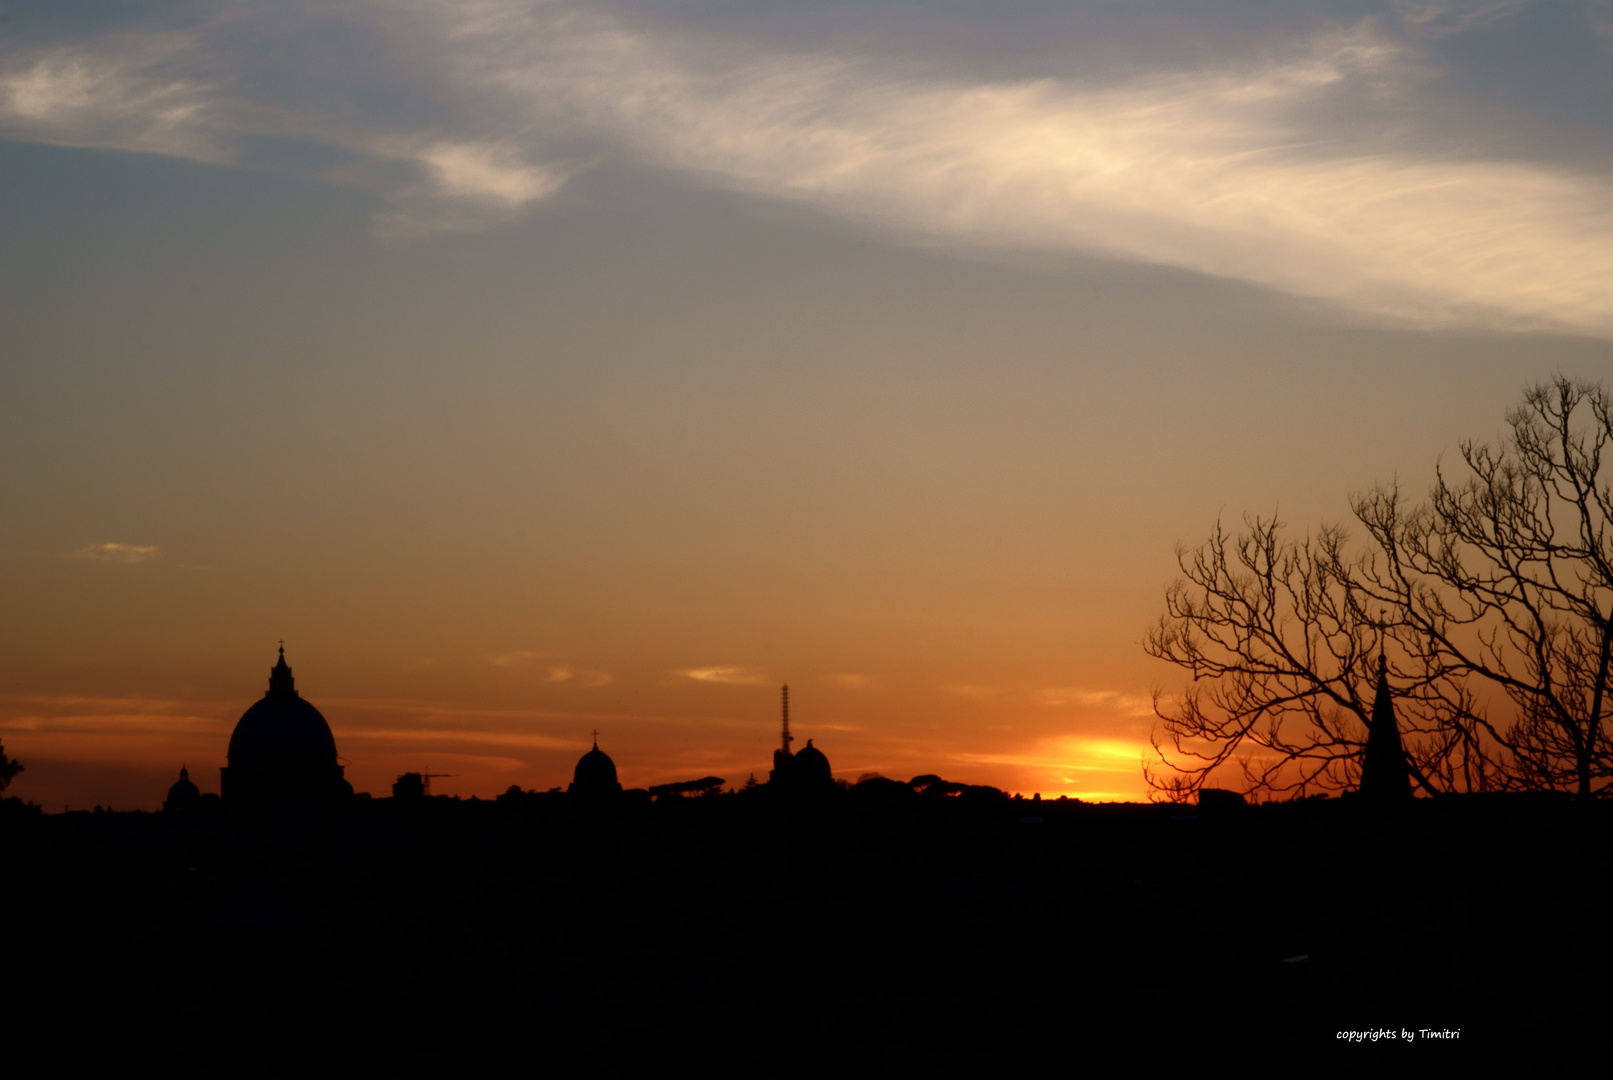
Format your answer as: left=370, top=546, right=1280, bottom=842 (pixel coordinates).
left=6, top=786, right=1608, bottom=1069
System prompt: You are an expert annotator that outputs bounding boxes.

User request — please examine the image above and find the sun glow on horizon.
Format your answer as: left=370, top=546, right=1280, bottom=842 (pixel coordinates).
left=0, top=682, right=1163, bottom=807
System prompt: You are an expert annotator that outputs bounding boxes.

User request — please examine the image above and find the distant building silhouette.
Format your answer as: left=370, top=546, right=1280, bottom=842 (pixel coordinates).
left=569, top=732, right=622, bottom=796
left=1360, top=655, right=1413, bottom=801
left=163, top=765, right=201, bottom=813
left=768, top=685, right=833, bottom=788
left=221, top=647, right=352, bottom=816
left=393, top=772, right=427, bottom=799
left=793, top=740, right=832, bottom=784
left=391, top=771, right=451, bottom=798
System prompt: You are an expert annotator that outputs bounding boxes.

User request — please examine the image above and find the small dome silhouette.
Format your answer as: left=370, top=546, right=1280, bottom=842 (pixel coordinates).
left=793, top=738, right=832, bottom=784
left=164, top=766, right=201, bottom=811
left=569, top=735, right=622, bottom=795
left=573, top=747, right=617, bottom=785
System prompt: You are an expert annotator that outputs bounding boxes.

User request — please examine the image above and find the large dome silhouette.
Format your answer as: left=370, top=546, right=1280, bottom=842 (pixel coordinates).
left=573, top=747, right=618, bottom=786
left=228, top=660, right=337, bottom=761
left=221, top=647, right=350, bottom=815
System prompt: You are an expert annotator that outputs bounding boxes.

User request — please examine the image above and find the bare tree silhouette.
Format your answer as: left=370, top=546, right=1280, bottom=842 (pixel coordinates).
left=1147, top=378, right=1613, bottom=801
left=1354, top=378, right=1613, bottom=800
left=1143, top=514, right=1447, bottom=799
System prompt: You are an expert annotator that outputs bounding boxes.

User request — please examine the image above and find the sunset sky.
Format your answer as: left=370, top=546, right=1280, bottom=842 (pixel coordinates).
left=4, top=0, right=1611, bottom=809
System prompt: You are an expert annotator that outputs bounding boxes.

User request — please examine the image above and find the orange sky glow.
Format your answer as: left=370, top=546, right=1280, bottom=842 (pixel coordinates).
left=3, top=1, right=1610, bottom=811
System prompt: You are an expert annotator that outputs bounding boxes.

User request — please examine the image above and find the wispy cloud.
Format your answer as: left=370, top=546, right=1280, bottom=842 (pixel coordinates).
left=487, top=652, right=612, bottom=685
left=828, top=674, right=875, bottom=690
left=0, top=35, right=228, bottom=163
left=371, top=139, right=572, bottom=240
left=3, top=2, right=1611, bottom=333
left=1039, top=687, right=1155, bottom=718
left=336, top=727, right=579, bottom=750
left=1390, top=0, right=1530, bottom=38
left=0, top=693, right=229, bottom=736
left=941, top=683, right=1153, bottom=716
left=488, top=650, right=547, bottom=669
left=542, top=664, right=613, bottom=687
left=681, top=666, right=770, bottom=686
left=68, top=542, right=160, bottom=564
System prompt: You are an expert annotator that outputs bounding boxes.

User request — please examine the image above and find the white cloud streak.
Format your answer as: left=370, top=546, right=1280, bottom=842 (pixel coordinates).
left=0, top=36, right=229, bottom=163
left=469, top=7, right=1611, bottom=336
left=370, top=139, right=572, bottom=240
left=337, top=727, right=578, bottom=750
left=487, top=652, right=612, bottom=685
left=681, top=666, right=770, bottom=686
left=3, top=1, right=1611, bottom=334
left=1390, top=1, right=1531, bottom=38
left=69, top=542, right=161, bottom=564
left=941, top=683, right=1153, bottom=715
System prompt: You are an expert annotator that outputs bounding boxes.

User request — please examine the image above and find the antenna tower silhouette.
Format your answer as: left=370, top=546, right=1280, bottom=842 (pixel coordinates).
left=781, top=684, right=793, bottom=757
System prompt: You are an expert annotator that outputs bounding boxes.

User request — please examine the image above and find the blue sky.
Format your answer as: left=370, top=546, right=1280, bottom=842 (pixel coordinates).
left=6, top=1, right=1613, bottom=330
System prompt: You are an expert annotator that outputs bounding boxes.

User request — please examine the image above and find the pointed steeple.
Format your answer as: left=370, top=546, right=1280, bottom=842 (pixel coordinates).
left=267, top=645, right=297, bottom=698
left=1360, top=654, right=1412, bottom=800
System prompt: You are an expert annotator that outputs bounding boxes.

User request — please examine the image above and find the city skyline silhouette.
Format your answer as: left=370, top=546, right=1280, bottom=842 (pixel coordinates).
left=5, top=2, right=1613, bottom=1059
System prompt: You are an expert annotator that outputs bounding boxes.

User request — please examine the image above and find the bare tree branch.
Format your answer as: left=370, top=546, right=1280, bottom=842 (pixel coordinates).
left=1148, top=379, right=1613, bottom=801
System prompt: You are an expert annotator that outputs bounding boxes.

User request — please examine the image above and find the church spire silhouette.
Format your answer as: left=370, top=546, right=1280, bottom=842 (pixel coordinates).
left=1360, top=654, right=1412, bottom=801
